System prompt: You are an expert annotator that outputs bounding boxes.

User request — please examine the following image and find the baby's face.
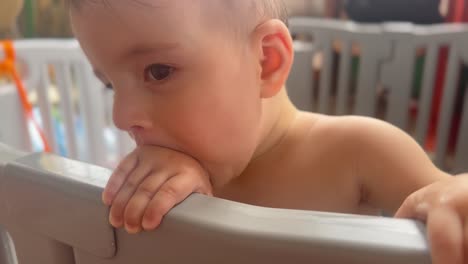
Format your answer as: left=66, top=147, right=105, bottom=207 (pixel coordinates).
left=71, top=1, right=264, bottom=185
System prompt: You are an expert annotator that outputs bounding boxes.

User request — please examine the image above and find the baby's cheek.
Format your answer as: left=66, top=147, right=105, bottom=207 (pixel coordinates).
left=180, top=109, right=257, bottom=161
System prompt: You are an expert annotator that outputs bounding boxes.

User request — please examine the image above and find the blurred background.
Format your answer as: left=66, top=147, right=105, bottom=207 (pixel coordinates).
left=0, top=0, right=466, bottom=39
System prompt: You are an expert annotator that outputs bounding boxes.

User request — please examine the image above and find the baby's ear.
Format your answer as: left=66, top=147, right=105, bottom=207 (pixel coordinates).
left=253, top=19, right=293, bottom=98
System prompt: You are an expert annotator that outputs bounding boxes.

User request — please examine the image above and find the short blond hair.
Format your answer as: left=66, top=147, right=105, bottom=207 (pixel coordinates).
left=70, top=0, right=288, bottom=23
left=69, top=0, right=288, bottom=40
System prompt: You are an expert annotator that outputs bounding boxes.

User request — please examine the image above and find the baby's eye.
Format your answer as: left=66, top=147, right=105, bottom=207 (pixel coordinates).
left=144, top=64, right=174, bottom=82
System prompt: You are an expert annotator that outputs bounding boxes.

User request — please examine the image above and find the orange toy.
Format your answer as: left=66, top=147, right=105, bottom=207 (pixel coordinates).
left=0, top=40, right=51, bottom=152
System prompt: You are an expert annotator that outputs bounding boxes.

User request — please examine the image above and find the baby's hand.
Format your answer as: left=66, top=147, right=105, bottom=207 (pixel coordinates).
left=395, top=175, right=468, bottom=264
left=102, top=145, right=212, bottom=233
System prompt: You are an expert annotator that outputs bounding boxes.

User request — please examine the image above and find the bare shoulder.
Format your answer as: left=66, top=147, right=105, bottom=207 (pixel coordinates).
left=306, top=114, right=450, bottom=212
left=311, top=114, right=398, bottom=135
left=307, top=114, right=415, bottom=149
left=292, top=113, right=378, bottom=176
left=300, top=114, right=395, bottom=146
left=308, top=114, right=433, bottom=173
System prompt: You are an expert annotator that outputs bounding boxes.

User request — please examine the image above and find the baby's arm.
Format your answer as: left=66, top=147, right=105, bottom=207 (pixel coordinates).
left=102, top=145, right=212, bottom=233
left=342, top=116, right=450, bottom=213
left=343, top=116, right=468, bottom=264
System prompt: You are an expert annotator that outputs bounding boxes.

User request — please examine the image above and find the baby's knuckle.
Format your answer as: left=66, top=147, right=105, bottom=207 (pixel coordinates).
left=105, top=180, right=119, bottom=192
left=114, top=165, right=128, bottom=176
left=125, top=177, right=139, bottom=190
left=435, top=197, right=448, bottom=207
left=137, top=183, right=157, bottom=199
left=181, top=164, right=203, bottom=177
left=158, top=185, right=180, bottom=200
left=111, top=199, right=126, bottom=212
left=406, top=190, right=423, bottom=204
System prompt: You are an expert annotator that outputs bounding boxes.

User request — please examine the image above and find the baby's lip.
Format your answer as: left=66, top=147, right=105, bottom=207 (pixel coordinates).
left=131, top=134, right=162, bottom=148
left=129, top=131, right=176, bottom=149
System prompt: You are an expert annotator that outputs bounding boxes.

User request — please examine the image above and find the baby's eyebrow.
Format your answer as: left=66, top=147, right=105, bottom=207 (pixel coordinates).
left=121, top=42, right=180, bottom=61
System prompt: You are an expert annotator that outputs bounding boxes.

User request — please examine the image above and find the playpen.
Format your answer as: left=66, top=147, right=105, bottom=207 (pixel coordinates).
left=1, top=18, right=468, bottom=263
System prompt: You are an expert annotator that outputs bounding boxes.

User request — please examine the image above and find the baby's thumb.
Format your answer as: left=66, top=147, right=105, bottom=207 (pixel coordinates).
left=394, top=192, right=429, bottom=221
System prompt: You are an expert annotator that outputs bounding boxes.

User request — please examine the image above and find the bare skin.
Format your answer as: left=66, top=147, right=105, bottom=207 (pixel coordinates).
left=71, top=1, right=468, bottom=263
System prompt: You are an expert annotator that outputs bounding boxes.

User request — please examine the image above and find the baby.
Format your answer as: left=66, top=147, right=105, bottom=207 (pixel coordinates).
left=69, top=1, right=468, bottom=263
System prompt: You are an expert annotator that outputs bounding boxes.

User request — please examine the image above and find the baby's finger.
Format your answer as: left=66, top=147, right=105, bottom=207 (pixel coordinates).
left=109, top=162, right=152, bottom=228
left=428, top=207, right=463, bottom=264
left=103, top=151, right=138, bottom=205
left=123, top=171, right=174, bottom=234
left=394, top=190, right=430, bottom=221
left=141, top=174, right=201, bottom=230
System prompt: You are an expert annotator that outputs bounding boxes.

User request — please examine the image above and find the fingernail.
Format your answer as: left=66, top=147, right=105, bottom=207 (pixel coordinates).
left=415, top=202, right=430, bottom=214
left=102, top=188, right=116, bottom=205
left=142, top=221, right=156, bottom=231
left=102, top=192, right=111, bottom=205
left=109, top=215, right=122, bottom=228
left=125, top=223, right=141, bottom=234
left=142, top=216, right=160, bottom=231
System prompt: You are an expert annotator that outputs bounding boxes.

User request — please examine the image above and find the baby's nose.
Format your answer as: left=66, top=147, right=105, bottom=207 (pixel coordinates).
left=112, top=97, right=152, bottom=133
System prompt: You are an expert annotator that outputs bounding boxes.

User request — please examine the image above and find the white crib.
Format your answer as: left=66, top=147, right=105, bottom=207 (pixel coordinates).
left=0, top=143, right=431, bottom=264
left=0, top=39, right=134, bottom=168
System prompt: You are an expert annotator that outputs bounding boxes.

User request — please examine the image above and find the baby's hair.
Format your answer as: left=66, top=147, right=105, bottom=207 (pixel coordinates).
left=68, top=0, right=288, bottom=27
left=205, top=0, right=289, bottom=42
left=252, top=0, right=289, bottom=26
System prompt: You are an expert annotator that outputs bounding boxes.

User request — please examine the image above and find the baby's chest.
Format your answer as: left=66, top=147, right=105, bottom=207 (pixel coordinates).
left=252, top=162, right=364, bottom=214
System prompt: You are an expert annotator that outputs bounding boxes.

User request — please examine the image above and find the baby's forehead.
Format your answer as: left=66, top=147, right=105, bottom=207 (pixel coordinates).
left=71, top=0, right=286, bottom=54
left=70, top=0, right=286, bottom=32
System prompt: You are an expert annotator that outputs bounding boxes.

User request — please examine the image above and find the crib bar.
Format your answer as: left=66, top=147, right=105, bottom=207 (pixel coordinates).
left=8, top=229, right=75, bottom=264
left=287, top=41, right=315, bottom=111
left=54, top=61, right=79, bottom=159
left=434, top=46, right=460, bottom=169
left=37, top=64, right=60, bottom=154
left=0, top=227, right=15, bottom=264
left=354, top=44, right=380, bottom=116
left=454, top=83, right=468, bottom=173
left=74, top=63, right=94, bottom=163
left=0, top=85, right=31, bottom=152
left=336, top=41, right=352, bottom=115
left=75, top=62, right=108, bottom=166
left=415, top=45, right=439, bottom=145
left=318, top=37, right=333, bottom=114
left=385, top=43, right=416, bottom=130
left=0, top=147, right=431, bottom=264
left=86, top=67, right=108, bottom=166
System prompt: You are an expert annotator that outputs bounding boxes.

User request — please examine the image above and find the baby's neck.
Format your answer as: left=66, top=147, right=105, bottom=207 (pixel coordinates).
left=251, top=89, right=298, bottom=160
left=213, top=89, right=299, bottom=200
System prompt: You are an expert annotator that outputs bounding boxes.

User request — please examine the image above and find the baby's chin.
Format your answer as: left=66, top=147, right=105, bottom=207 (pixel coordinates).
left=217, top=155, right=258, bottom=185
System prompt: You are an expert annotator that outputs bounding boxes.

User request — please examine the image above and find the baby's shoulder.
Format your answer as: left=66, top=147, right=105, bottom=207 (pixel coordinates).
left=300, top=113, right=403, bottom=154
left=310, top=113, right=398, bottom=136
